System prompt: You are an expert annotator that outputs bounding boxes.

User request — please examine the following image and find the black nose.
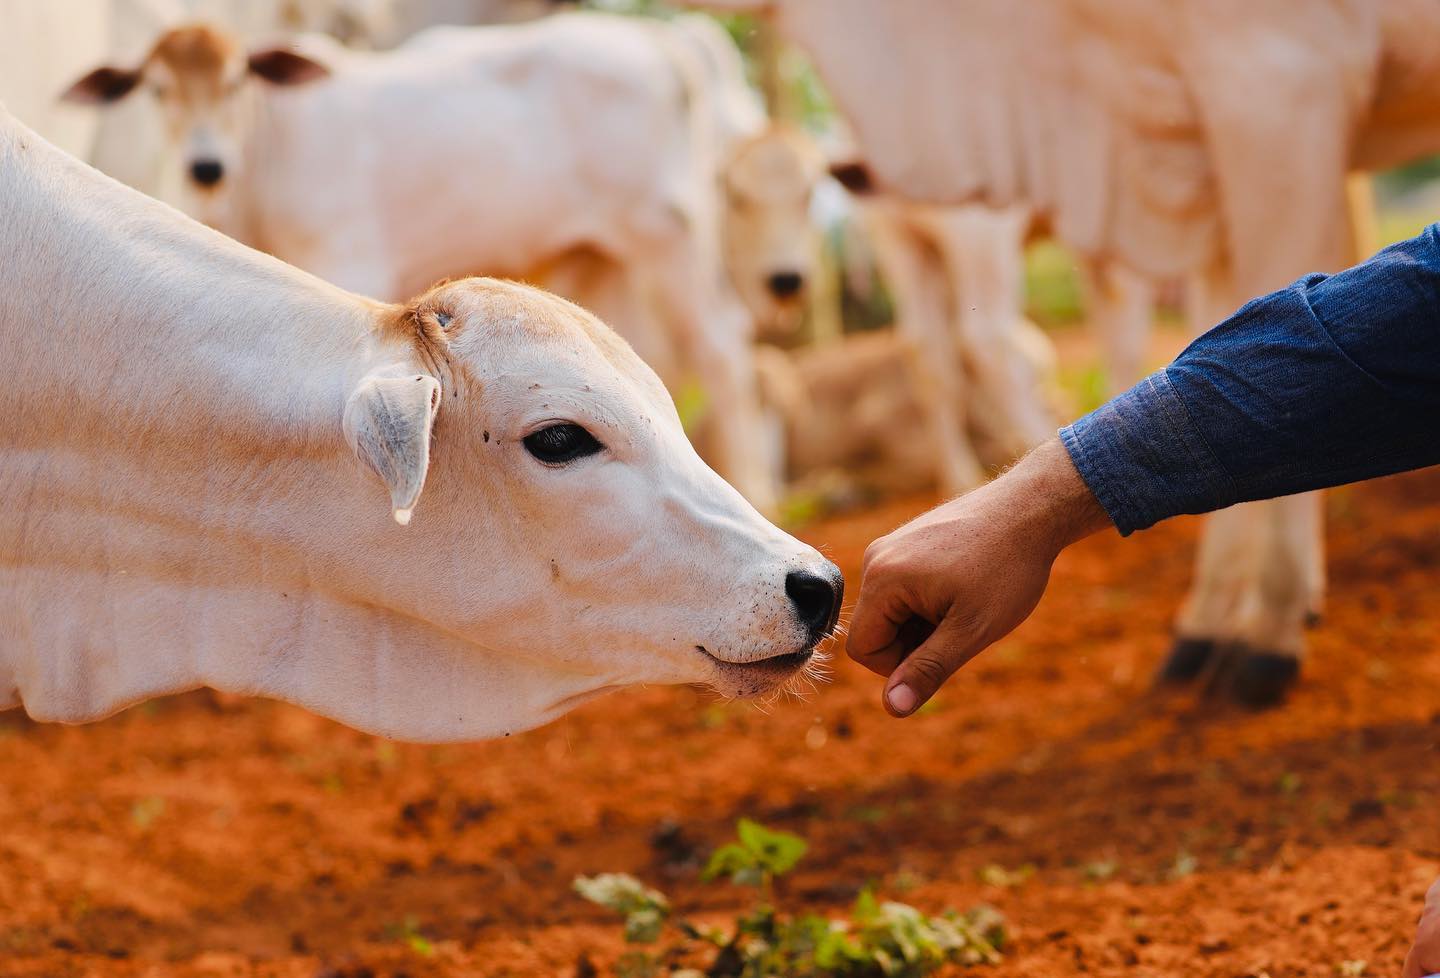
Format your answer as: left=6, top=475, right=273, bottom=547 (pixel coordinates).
left=786, top=565, right=843, bottom=639
left=766, top=270, right=804, bottom=299
left=190, top=160, right=224, bottom=187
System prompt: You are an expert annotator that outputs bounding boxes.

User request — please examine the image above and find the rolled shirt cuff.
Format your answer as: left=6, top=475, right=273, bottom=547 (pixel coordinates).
left=1059, top=369, right=1237, bottom=535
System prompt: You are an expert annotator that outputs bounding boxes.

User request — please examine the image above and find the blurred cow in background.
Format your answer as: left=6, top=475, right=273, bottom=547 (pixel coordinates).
left=698, top=0, right=1440, bottom=705
left=721, top=124, right=827, bottom=339
left=382, top=0, right=563, bottom=44
left=754, top=314, right=1056, bottom=503
left=63, top=13, right=789, bottom=511
left=81, top=0, right=396, bottom=201
left=852, top=198, right=1055, bottom=495
left=0, top=0, right=112, bottom=158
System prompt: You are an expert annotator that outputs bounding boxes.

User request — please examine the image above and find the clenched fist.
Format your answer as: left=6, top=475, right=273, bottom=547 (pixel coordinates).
left=846, top=439, right=1112, bottom=716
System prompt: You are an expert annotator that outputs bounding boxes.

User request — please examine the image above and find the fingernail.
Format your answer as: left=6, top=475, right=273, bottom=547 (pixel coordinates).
left=887, top=683, right=918, bottom=715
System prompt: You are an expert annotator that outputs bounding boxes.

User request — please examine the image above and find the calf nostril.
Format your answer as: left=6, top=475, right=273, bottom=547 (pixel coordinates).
left=190, top=160, right=224, bottom=187
left=766, top=270, right=804, bottom=299
left=785, top=567, right=842, bottom=638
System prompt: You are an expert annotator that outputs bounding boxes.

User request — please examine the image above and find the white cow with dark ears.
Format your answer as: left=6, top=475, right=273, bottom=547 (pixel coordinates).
left=0, top=109, right=842, bottom=742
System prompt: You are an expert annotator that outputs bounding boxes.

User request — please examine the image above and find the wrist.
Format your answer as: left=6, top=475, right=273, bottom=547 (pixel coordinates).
left=1004, top=438, right=1113, bottom=553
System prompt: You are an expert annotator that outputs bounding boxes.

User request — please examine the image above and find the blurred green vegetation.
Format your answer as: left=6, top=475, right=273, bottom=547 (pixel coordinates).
left=1057, top=362, right=1110, bottom=416
left=1024, top=241, right=1086, bottom=328
left=1377, top=207, right=1437, bottom=248
left=580, top=0, right=835, bottom=132
left=1375, top=154, right=1440, bottom=201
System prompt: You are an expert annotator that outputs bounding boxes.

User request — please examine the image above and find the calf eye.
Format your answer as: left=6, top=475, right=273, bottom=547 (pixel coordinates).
left=523, top=423, right=603, bottom=465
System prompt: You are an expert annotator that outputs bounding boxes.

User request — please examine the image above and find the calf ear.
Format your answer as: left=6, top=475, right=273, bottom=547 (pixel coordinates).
left=247, top=48, right=331, bottom=86
left=828, top=160, right=876, bottom=196
left=344, top=370, right=443, bottom=525
left=61, top=66, right=142, bottom=105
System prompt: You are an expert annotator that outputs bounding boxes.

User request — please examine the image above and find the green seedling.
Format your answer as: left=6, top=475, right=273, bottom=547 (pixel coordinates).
left=1168, top=850, right=1198, bottom=880
left=576, top=818, right=1004, bottom=977
left=385, top=915, right=435, bottom=957
left=130, top=796, right=165, bottom=831
left=978, top=863, right=1035, bottom=888
left=575, top=873, right=673, bottom=944
left=703, top=818, right=808, bottom=904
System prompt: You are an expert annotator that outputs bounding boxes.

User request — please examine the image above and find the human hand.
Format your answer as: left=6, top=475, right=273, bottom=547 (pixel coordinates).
left=846, top=439, right=1111, bottom=716
left=1402, top=877, right=1440, bottom=978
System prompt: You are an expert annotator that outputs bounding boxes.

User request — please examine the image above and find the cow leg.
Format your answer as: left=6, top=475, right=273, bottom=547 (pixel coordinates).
left=867, top=208, right=985, bottom=496
left=938, top=206, right=1055, bottom=461
left=1169, top=493, right=1323, bottom=706
left=1155, top=24, right=1361, bottom=706
left=1160, top=265, right=1326, bottom=703
left=1164, top=258, right=1334, bottom=704
left=1078, top=258, right=1155, bottom=396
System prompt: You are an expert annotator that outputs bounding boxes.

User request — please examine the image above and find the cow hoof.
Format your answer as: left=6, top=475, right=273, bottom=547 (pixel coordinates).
left=1156, top=637, right=1216, bottom=685
left=1229, top=651, right=1300, bottom=708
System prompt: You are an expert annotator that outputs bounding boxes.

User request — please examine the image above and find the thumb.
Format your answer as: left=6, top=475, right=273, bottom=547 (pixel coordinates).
left=882, top=614, right=983, bottom=717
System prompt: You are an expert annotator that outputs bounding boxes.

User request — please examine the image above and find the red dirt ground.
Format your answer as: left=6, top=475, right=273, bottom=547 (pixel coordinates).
left=2, top=467, right=1438, bottom=978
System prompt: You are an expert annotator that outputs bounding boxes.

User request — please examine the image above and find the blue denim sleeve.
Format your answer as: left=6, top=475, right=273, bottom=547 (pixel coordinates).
left=1060, top=224, right=1440, bottom=535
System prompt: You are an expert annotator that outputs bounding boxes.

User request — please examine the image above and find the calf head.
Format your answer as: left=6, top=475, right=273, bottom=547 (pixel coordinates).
left=721, top=125, right=825, bottom=339
left=62, top=24, right=327, bottom=215
left=329, top=278, right=842, bottom=739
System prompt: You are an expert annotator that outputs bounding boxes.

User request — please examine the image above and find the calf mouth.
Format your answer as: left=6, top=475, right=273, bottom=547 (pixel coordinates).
left=735, top=648, right=817, bottom=674
left=697, top=646, right=823, bottom=697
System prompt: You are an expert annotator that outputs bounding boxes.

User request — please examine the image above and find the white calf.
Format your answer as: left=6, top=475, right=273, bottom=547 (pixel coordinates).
left=0, top=109, right=841, bottom=742
left=721, top=124, right=827, bottom=338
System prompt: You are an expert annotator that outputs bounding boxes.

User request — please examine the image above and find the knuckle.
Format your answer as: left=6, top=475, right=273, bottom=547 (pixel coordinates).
left=861, top=540, right=884, bottom=568
left=862, top=546, right=900, bottom=579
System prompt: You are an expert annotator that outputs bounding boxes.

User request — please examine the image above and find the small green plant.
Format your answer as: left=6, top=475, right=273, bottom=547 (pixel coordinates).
left=575, top=819, right=1003, bottom=977
left=130, top=795, right=165, bottom=830
left=978, top=863, right=1035, bottom=889
left=703, top=818, right=808, bottom=901
left=384, top=915, right=436, bottom=957
left=1081, top=859, right=1118, bottom=882
left=575, top=874, right=673, bottom=945
left=1168, top=849, right=1198, bottom=880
